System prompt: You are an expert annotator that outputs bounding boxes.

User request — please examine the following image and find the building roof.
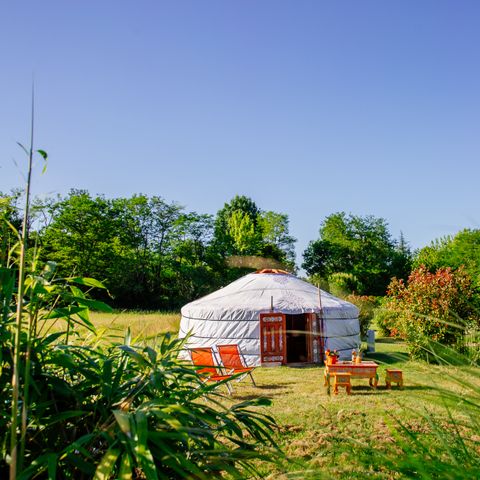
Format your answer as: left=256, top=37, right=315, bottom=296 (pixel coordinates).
left=181, top=272, right=359, bottom=321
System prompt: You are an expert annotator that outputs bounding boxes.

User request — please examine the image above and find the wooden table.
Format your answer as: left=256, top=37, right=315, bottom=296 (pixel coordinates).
left=324, top=361, right=379, bottom=389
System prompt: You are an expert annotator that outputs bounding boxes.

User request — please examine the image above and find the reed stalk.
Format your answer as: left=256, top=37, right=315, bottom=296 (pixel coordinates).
left=9, top=87, right=35, bottom=480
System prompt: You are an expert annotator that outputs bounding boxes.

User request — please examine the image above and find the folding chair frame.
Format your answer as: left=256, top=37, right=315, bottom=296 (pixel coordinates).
left=189, top=347, right=234, bottom=394
left=216, top=344, right=257, bottom=387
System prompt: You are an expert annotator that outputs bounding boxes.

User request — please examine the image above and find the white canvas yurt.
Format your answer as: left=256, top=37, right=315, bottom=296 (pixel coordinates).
left=179, top=269, right=360, bottom=366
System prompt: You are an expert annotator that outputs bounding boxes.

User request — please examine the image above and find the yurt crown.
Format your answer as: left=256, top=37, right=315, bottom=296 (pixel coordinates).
left=255, top=269, right=290, bottom=275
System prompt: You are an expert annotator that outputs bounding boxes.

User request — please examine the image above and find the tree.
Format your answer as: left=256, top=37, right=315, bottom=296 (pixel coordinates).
left=414, top=229, right=480, bottom=286
left=213, top=195, right=297, bottom=270
left=214, top=195, right=262, bottom=256
left=169, top=213, right=219, bottom=303
left=227, top=211, right=259, bottom=254
left=39, top=190, right=124, bottom=281
left=303, top=212, right=410, bottom=296
left=0, top=191, right=22, bottom=266
left=258, top=211, right=296, bottom=267
left=37, top=191, right=219, bottom=310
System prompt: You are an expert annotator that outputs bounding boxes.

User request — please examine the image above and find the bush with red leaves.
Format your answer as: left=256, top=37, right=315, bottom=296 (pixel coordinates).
left=382, top=266, right=479, bottom=360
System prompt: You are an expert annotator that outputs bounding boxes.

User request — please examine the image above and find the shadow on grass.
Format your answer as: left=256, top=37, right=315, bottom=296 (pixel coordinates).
left=233, top=394, right=274, bottom=401
left=287, top=363, right=322, bottom=369
left=233, top=383, right=292, bottom=400
left=351, top=384, right=430, bottom=393
left=365, top=352, right=409, bottom=365
left=376, top=337, right=404, bottom=344
left=255, top=384, right=291, bottom=390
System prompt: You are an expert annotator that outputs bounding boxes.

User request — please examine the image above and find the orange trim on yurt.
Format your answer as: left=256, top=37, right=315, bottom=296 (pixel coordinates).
left=255, top=268, right=290, bottom=275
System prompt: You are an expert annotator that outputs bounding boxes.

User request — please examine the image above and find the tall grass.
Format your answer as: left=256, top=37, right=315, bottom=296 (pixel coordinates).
left=359, top=341, right=480, bottom=479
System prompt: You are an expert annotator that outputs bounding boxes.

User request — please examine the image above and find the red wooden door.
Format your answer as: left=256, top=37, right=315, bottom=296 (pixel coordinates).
left=259, top=313, right=286, bottom=364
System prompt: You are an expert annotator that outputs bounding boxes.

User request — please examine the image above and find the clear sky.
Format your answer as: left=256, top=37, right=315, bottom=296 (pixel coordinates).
left=1, top=1, right=479, bottom=265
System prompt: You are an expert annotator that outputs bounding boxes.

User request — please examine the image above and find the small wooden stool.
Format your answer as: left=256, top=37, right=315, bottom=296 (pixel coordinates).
left=333, top=373, right=351, bottom=395
left=385, top=369, right=403, bottom=389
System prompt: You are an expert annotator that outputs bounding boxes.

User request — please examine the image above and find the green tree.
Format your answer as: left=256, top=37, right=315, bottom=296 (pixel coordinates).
left=169, top=212, right=220, bottom=303
left=227, top=210, right=259, bottom=254
left=37, top=191, right=220, bottom=309
left=0, top=190, right=22, bottom=266
left=214, top=195, right=261, bottom=256
left=39, top=190, right=124, bottom=281
left=258, top=211, right=296, bottom=267
left=213, top=195, right=296, bottom=268
left=303, top=212, right=410, bottom=296
left=414, top=229, right=480, bottom=286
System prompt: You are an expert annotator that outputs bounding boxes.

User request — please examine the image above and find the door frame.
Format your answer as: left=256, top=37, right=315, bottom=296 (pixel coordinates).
left=306, top=312, right=323, bottom=363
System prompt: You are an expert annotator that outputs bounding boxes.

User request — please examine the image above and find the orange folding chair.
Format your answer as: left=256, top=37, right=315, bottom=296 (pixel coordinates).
left=217, top=344, right=257, bottom=386
left=189, top=347, right=234, bottom=394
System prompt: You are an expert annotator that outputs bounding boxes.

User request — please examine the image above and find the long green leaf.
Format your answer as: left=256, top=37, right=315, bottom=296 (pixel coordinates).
left=118, top=453, right=133, bottom=480
left=69, top=295, right=113, bottom=312
left=113, top=410, right=131, bottom=436
left=94, top=447, right=121, bottom=480
left=134, top=411, right=159, bottom=480
left=68, top=276, right=108, bottom=289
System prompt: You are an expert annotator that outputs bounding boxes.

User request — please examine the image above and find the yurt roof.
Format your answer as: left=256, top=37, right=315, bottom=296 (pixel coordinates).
left=181, top=270, right=359, bottom=320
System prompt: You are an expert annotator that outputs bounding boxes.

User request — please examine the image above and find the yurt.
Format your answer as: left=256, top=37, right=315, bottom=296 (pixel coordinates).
left=179, top=269, right=360, bottom=366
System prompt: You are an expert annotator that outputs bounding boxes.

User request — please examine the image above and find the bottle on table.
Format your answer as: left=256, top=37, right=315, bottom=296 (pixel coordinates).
left=355, top=351, right=362, bottom=364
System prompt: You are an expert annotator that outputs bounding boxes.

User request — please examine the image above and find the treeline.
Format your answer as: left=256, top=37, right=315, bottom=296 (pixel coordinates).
left=0, top=190, right=296, bottom=309
left=2, top=188, right=480, bottom=319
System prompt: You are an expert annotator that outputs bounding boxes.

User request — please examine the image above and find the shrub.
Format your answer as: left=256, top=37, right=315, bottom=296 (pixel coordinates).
left=382, top=266, right=479, bottom=360
left=344, top=294, right=379, bottom=339
left=372, top=304, right=399, bottom=337
left=1, top=260, right=280, bottom=479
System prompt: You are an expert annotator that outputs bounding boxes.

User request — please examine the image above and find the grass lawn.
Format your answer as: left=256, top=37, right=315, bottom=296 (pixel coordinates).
left=90, top=312, right=479, bottom=479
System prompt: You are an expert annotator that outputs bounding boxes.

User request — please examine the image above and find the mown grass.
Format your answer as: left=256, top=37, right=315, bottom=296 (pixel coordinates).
left=90, top=312, right=480, bottom=479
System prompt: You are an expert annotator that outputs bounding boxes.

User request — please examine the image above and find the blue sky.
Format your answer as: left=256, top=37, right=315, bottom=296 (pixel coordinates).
left=1, top=1, right=479, bottom=265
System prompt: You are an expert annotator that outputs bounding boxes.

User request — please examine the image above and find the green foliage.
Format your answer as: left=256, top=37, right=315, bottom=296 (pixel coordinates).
left=28, top=192, right=297, bottom=309
left=344, top=294, right=379, bottom=339
left=372, top=302, right=399, bottom=337
left=381, top=265, right=480, bottom=361
left=0, top=257, right=281, bottom=479
left=35, top=191, right=219, bottom=309
left=213, top=196, right=296, bottom=271
left=327, top=272, right=360, bottom=297
left=214, top=195, right=262, bottom=256
left=302, top=212, right=411, bottom=296
left=414, top=229, right=480, bottom=286
left=227, top=210, right=260, bottom=254
left=0, top=190, right=22, bottom=265
left=258, top=211, right=296, bottom=267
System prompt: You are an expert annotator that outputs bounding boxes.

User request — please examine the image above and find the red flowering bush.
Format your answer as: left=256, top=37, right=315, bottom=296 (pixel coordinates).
left=383, top=266, right=479, bottom=360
